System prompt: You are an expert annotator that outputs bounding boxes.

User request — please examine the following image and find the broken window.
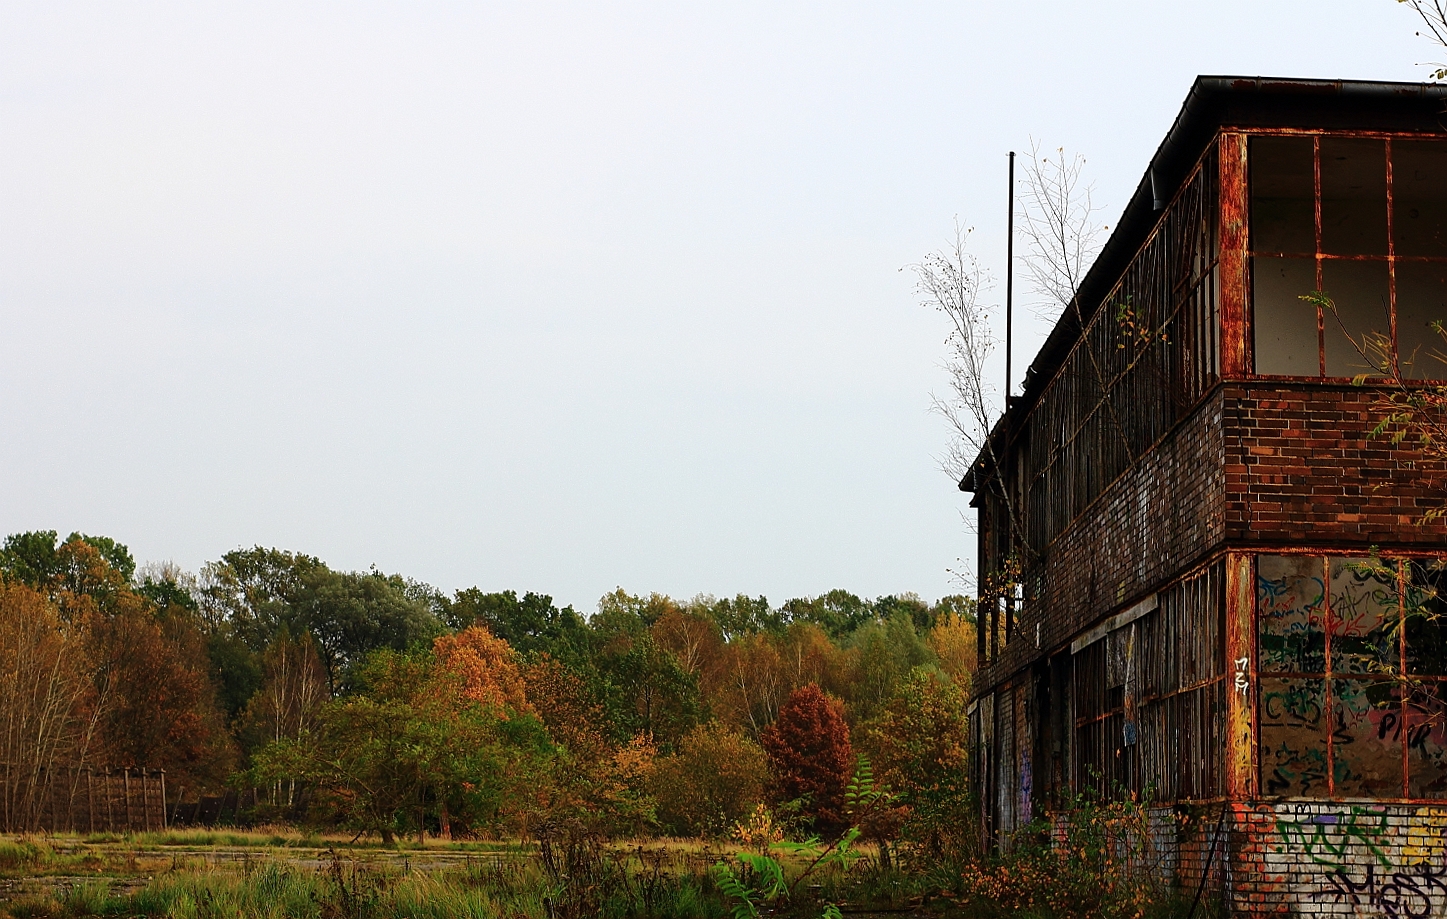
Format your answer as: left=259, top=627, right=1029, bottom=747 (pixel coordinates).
left=1073, top=564, right=1224, bottom=802
left=1257, top=553, right=1447, bottom=799
left=1406, top=560, right=1447, bottom=797
left=1249, top=134, right=1447, bottom=380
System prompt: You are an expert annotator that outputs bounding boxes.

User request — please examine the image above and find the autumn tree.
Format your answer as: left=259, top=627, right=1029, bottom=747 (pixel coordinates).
left=651, top=606, right=724, bottom=678
left=708, top=630, right=787, bottom=737
left=88, top=600, right=235, bottom=791
left=927, top=600, right=977, bottom=688
left=522, top=655, right=610, bottom=761
left=650, top=721, right=769, bottom=838
left=0, top=581, right=95, bottom=831
left=433, top=626, right=533, bottom=715
left=861, top=668, right=972, bottom=869
left=760, top=683, right=853, bottom=836
left=0, top=534, right=236, bottom=793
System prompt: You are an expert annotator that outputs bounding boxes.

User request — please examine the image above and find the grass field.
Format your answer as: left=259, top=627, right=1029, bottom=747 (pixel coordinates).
left=0, top=831, right=900, bottom=919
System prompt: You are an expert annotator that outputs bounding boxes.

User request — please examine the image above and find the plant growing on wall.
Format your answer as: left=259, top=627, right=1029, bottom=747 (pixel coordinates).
left=1305, top=291, right=1447, bottom=523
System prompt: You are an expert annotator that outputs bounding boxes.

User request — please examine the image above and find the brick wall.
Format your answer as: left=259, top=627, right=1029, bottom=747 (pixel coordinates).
left=1227, top=801, right=1447, bottom=916
left=977, top=390, right=1228, bottom=690
left=1223, top=382, right=1447, bottom=548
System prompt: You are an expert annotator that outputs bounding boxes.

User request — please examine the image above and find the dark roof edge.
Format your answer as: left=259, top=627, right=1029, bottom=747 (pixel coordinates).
left=959, top=75, right=1447, bottom=493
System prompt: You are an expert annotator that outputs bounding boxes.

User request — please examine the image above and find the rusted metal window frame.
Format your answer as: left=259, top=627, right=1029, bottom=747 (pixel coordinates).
left=1244, top=128, right=1447, bottom=381
left=980, top=141, right=1223, bottom=663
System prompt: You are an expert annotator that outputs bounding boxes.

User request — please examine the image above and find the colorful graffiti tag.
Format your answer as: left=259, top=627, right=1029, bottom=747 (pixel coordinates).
left=1263, top=804, right=1447, bottom=917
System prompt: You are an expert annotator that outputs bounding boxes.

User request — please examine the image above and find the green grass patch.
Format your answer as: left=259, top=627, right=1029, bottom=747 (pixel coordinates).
left=0, top=839, right=51, bottom=873
left=1, top=854, right=729, bottom=919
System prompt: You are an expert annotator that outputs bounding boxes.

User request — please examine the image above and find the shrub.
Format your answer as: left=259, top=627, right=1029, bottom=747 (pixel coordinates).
left=651, top=722, right=770, bottom=837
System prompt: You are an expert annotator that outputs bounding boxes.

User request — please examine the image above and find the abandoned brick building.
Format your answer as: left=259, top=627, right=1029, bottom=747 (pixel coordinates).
left=965, top=76, right=1447, bottom=913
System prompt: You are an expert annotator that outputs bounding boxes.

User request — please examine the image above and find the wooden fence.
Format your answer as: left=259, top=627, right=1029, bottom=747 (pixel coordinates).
left=0, top=765, right=167, bottom=834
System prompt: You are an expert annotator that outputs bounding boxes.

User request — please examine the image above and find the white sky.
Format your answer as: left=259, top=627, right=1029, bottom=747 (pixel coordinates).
left=0, top=2, right=1432, bottom=612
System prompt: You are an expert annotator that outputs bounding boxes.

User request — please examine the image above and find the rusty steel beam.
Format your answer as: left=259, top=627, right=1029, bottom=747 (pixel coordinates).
left=1226, top=553, right=1258, bottom=800
left=1219, top=132, right=1249, bottom=378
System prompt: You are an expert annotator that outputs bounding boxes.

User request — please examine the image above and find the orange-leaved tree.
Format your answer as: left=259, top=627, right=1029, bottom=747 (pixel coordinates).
left=0, top=580, right=95, bottom=831
left=433, top=625, right=534, bottom=716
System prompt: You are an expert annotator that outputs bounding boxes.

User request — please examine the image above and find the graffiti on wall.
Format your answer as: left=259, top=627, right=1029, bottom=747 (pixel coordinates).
left=1314, top=863, right=1447, bottom=919
left=1275, top=805, right=1391, bottom=871
left=1265, top=804, right=1447, bottom=918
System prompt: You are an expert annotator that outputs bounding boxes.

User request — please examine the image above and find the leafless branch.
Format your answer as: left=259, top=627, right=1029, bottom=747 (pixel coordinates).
left=1017, top=141, right=1105, bottom=322
left=911, top=222, right=999, bottom=491
left=1398, top=0, right=1447, bottom=80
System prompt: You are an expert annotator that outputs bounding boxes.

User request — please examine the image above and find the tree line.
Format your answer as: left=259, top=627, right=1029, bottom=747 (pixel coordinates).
left=0, top=530, right=976, bottom=856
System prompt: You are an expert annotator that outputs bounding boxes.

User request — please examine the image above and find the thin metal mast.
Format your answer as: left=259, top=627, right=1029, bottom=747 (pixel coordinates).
left=1006, top=151, right=1015, bottom=406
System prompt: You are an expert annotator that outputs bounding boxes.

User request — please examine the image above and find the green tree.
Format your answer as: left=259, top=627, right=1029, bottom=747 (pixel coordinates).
left=447, top=587, right=589, bottom=657
left=253, top=648, right=551, bottom=843
left=0, top=531, right=137, bottom=590
left=847, top=613, right=936, bottom=723
left=873, top=593, right=934, bottom=633
left=694, top=594, right=782, bottom=641
left=781, top=590, right=873, bottom=639
left=200, top=548, right=441, bottom=694
left=0, top=530, right=62, bottom=587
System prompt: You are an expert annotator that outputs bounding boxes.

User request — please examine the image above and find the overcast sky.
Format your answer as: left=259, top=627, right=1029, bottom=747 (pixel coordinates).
left=0, top=2, right=1431, bottom=612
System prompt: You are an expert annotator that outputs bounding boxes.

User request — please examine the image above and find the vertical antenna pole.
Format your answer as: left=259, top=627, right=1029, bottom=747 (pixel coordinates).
left=1006, top=151, right=1016, bottom=407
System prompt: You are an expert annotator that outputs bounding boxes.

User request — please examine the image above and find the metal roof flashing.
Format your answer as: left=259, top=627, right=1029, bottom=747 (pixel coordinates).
left=958, top=75, right=1447, bottom=495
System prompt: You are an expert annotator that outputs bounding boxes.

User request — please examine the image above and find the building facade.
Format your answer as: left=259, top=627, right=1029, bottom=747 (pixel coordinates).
left=966, top=77, right=1447, bottom=915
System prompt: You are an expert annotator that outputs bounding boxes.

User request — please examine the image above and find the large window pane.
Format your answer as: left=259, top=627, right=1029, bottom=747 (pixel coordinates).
left=1329, top=558, right=1399, bottom=675
left=1332, top=678, right=1404, bottom=796
left=1259, top=555, right=1326, bottom=673
left=1253, top=256, right=1319, bottom=376
left=1406, top=560, right=1447, bottom=675
left=1321, top=137, right=1388, bottom=256
left=1407, top=682, right=1447, bottom=797
left=1260, top=677, right=1329, bottom=796
left=1322, top=259, right=1392, bottom=378
left=1250, top=135, right=1316, bottom=255
left=1392, top=138, right=1447, bottom=258
left=1396, top=262, right=1447, bottom=380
